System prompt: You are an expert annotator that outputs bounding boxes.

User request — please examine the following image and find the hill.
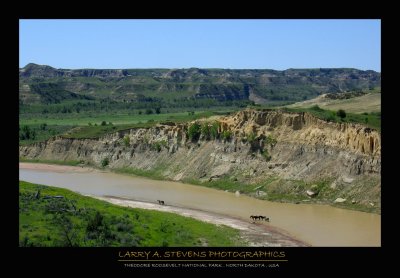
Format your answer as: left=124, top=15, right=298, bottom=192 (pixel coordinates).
left=286, top=90, right=381, bottom=114
left=19, top=64, right=381, bottom=111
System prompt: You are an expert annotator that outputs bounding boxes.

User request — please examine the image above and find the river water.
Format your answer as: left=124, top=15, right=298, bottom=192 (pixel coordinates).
left=19, top=166, right=380, bottom=246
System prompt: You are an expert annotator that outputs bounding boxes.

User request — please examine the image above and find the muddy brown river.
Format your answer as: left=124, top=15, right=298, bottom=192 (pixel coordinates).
left=19, top=164, right=380, bottom=246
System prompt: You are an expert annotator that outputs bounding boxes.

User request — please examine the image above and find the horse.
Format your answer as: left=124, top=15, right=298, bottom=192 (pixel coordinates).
left=250, top=215, right=261, bottom=221
left=259, top=216, right=270, bottom=222
left=157, top=200, right=165, bottom=205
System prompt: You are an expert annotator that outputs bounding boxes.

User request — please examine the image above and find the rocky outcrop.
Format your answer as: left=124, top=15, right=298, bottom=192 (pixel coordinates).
left=20, top=109, right=381, bottom=209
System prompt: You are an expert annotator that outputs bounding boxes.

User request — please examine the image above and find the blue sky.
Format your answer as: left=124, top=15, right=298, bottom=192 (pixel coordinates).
left=19, top=19, right=381, bottom=71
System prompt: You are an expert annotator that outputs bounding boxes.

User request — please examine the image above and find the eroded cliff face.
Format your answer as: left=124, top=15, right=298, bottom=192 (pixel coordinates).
left=20, top=109, right=381, bottom=210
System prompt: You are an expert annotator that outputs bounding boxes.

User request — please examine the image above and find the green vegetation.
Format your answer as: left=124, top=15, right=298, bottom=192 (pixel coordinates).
left=222, top=130, right=232, bottom=141
left=210, top=122, right=219, bottom=139
left=123, top=135, right=130, bottom=147
left=181, top=176, right=379, bottom=214
left=286, top=90, right=381, bottom=114
left=261, top=149, right=272, bottom=161
left=150, top=140, right=167, bottom=152
left=336, top=109, right=346, bottom=119
left=101, top=158, right=109, bottom=168
left=19, top=181, right=243, bottom=247
left=188, top=122, right=201, bottom=142
left=19, top=124, right=74, bottom=146
left=19, top=110, right=232, bottom=143
left=201, top=122, right=211, bottom=140
left=282, top=105, right=381, bottom=131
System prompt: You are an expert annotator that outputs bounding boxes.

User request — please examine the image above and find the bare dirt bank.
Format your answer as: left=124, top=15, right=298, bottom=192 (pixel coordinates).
left=19, top=162, right=95, bottom=173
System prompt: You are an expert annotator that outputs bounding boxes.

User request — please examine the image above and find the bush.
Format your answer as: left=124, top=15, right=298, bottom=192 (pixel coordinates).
left=222, top=130, right=232, bottom=141
left=101, top=158, right=109, bottom=167
left=262, top=149, right=271, bottom=161
left=336, top=109, right=346, bottom=119
left=123, top=135, right=130, bottom=147
left=210, top=122, right=219, bottom=139
left=145, top=109, right=153, bottom=115
left=201, top=123, right=210, bottom=140
left=265, top=135, right=277, bottom=147
left=151, top=142, right=162, bottom=152
left=246, top=132, right=257, bottom=143
left=188, top=123, right=201, bottom=142
left=101, top=121, right=107, bottom=126
left=19, top=125, right=36, bottom=140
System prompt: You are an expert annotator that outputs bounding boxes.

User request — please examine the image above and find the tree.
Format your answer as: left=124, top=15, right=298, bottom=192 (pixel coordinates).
left=101, top=121, right=107, bottom=126
left=155, top=107, right=161, bottom=114
left=336, top=109, right=346, bottom=119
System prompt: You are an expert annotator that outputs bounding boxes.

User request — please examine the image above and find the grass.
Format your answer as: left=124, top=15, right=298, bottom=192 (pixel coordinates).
left=19, top=110, right=232, bottom=141
left=287, top=91, right=381, bottom=114
left=19, top=124, right=75, bottom=146
left=19, top=110, right=230, bottom=126
left=282, top=105, right=381, bottom=131
left=19, top=181, right=244, bottom=247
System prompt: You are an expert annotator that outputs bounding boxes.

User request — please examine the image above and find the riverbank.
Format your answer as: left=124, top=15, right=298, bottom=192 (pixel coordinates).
left=20, top=160, right=381, bottom=214
left=19, top=181, right=245, bottom=247
left=19, top=162, right=308, bottom=246
left=93, top=195, right=309, bottom=247
left=19, top=162, right=381, bottom=246
left=20, top=162, right=96, bottom=173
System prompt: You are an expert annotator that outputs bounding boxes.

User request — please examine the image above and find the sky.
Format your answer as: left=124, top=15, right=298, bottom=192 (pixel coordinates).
left=19, top=19, right=381, bottom=71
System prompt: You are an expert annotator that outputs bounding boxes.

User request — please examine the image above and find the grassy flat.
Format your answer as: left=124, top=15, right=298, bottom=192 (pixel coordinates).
left=19, top=181, right=243, bottom=247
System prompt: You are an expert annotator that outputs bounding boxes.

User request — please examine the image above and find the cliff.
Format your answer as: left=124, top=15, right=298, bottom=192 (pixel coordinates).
left=20, top=109, right=381, bottom=212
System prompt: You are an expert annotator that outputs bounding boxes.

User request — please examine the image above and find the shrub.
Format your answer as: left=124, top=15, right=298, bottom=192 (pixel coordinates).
left=222, top=130, right=232, bottom=141
left=201, top=123, right=210, bottom=140
left=210, top=122, right=219, bottom=139
left=101, top=158, right=109, bottom=167
left=151, top=142, right=162, bottom=152
left=336, top=109, right=346, bottom=119
left=246, top=132, right=257, bottom=143
left=145, top=109, right=153, bottom=115
left=265, top=135, right=277, bottom=147
left=262, top=149, right=271, bottom=161
left=101, top=121, right=107, bottom=126
left=188, top=123, right=201, bottom=142
left=123, top=135, right=130, bottom=147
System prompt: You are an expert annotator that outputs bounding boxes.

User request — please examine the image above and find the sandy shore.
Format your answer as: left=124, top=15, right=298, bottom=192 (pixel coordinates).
left=92, top=195, right=309, bottom=247
left=19, top=162, right=97, bottom=173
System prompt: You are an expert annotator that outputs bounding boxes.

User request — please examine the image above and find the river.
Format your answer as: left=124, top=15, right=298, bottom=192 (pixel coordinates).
left=19, top=163, right=380, bottom=246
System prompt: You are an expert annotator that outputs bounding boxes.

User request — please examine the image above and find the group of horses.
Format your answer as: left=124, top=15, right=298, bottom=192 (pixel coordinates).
left=156, top=199, right=269, bottom=224
left=250, top=215, right=270, bottom=222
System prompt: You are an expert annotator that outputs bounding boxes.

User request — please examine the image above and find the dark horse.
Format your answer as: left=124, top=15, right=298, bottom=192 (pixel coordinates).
left=250, top=215, right=261, bottom=221
left=157, top=200, right=165, bottom=205
left=250, top=215, right=270, bottom=222
left=259, top=216, right=270, bottom=222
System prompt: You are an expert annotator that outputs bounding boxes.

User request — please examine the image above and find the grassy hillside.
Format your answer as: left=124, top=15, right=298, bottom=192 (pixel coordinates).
left=286, top=91, right=381, bottom=114
left=19, top=181, right=244, bottom=247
